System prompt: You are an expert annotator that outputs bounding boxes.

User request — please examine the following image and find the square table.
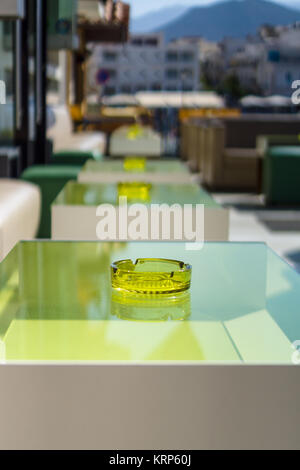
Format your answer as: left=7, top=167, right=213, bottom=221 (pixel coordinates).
left=78, top=159, right=195, bottom=184
left=0, top=241, right=299, bottom=449
left=51, top=181, right=229, bottom=242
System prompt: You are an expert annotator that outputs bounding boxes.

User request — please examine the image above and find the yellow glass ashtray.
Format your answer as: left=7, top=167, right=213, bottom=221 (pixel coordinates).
left=111, top=258, right=192, bottom=295
left=123, top=157, right=146, bottom=172
left=117, top=182, right=151, bottom=202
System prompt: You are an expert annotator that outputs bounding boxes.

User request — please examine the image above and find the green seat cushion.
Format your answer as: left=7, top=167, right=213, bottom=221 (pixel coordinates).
left=22, top=165, right=81, bottom=179
left=264, top=147, right=300, bottom=205
left=21, top=165, right=81, bottom=238
left=51, top=150, right=102, bottom=166
left=268, top=146, right=300, bottom=159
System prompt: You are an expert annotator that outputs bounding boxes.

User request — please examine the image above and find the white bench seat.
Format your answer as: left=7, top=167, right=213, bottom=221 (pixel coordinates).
left=0, top=179, right=41, bottom=261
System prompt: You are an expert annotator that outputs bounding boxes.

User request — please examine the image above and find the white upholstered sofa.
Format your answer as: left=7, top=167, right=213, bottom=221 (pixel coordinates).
left=0, top=179, right=41, bottom=261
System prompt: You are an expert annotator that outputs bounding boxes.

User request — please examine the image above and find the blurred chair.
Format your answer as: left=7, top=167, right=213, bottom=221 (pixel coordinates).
left=109, top=125, right=162, bottom=157
left=180, top=122, right=188, bottom=161
left=201, top=115, right=300, bottom=190
left=187, top=122, right=199, bottom=172
left=186, top=119, right=210, bottom=172
left=260, top=138, right=300, bottom=205
left=21, top=166, right=81, bottom=238
left=0, top=179, right=41, bottom=261
left=202, top=122, right=258, bottom=190
left=48, top=105, right=105, bottom=154
left=257, top=134, right=300, bottom=157
left=180, top=120, right=202, bottom=168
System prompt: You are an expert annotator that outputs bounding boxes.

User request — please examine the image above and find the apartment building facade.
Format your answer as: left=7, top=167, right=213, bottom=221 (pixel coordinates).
left=221, top=25, right=300, bottom=96
left=88, top=33, right=200, bottom=95
left=256, top=27, right=300, bottom=96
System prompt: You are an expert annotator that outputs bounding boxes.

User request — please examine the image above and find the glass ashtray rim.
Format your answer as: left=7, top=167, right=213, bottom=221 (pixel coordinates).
left=111, top=258, right=192, bottom=276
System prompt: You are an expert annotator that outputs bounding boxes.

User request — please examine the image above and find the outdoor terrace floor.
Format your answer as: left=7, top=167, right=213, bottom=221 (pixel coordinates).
left=213, top=192, right=300, bottom=273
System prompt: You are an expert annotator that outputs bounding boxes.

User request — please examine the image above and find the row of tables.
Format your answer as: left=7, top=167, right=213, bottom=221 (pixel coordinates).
left=0, top=152, right=299, bottom=449
left=51, top=159, right=229, bottom=242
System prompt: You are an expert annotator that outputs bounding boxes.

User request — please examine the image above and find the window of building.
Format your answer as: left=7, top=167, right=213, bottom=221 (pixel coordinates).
left=135, top=84, right=147, bottom=92
left=181, top=51, right=194, bottom=62
left=104, top=86, right=116, bottom=95
left=145, top=38, right=158, bottom=47
left=166, top=69, right=178, bottom=79
left=138, top=70, right=147, bottom=79
left=182, top=84, right=193, bottom=91
left=123, top=70, right=131, bottom=79
left=121, top=85, right=132, bottom=93
left=286, top=71, right=292, bottom=84
left=106, top=69, right=117, bottom=79
left=103, top=51, right=118, bottom=62
left=268, top=50, right=280, bottom=62
left=166, top=51, right=178, bottom=62
left=151, top=83, right=161, bottom=91
left=181, top=68, right=194, bottom=80
left=131, top=38, right=143, bottom=46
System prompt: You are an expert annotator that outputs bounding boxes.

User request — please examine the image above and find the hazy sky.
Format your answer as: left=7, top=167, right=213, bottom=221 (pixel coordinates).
left=128, top=0, right=300, bottom=17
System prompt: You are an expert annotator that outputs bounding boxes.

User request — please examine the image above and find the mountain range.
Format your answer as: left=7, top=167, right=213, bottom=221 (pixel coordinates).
left=131, top=0, right=300, bottom=42
left=131, top=5, right=189, bottom=33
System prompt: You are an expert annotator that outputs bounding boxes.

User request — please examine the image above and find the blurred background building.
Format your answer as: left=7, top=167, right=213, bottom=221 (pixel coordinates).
left=87, top=33, right=199, bottom=96
left=201, top=23, right=300, bottom=98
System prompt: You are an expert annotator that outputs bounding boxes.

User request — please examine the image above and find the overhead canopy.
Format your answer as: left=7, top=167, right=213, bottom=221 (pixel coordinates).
left=102, top=94, right=139, bottom=107
left=135, top=91, right=225, bottom=109
left=240, top=95, right=265, bottom=107
left=240, top=95, right=294, bottom=108
left=266, top=95, right=292, bottom=107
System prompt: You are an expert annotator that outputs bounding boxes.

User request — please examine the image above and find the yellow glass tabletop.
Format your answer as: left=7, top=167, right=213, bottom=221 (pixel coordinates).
left=0, top=241, right=299, bottom=364
left=54, top=181, right=219, bottom=207
left=81, top=159, right=189, bottom=174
